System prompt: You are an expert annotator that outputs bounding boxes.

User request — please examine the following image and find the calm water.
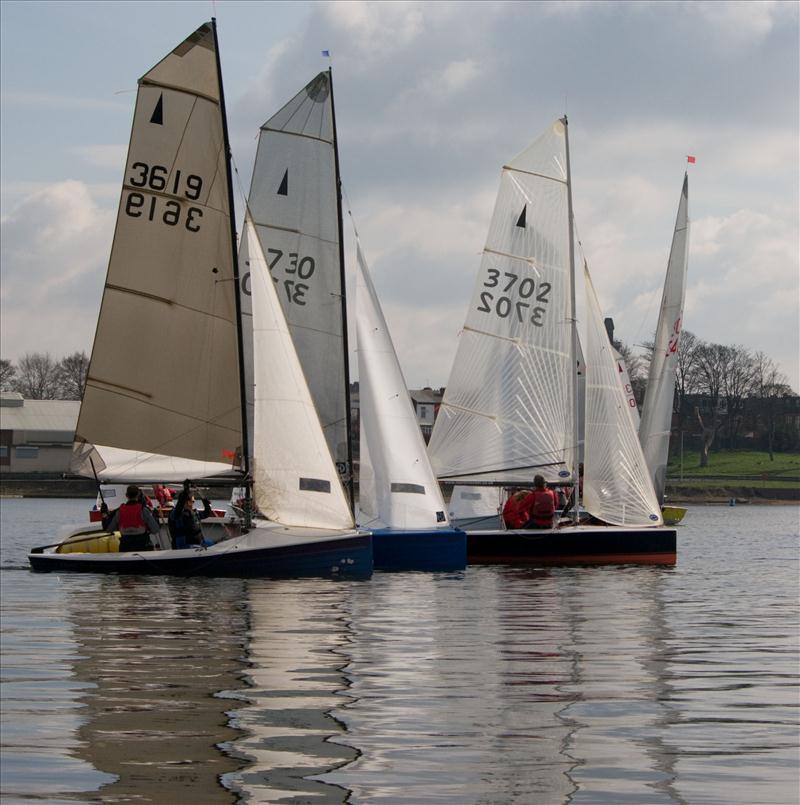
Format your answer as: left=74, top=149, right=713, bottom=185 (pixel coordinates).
left=1, top=498, right=798, bottom=804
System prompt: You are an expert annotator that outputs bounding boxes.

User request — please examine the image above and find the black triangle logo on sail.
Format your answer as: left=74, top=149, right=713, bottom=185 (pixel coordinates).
left=516, top=205, right=527, bottom=228
left=150, top=94, right=164, bottom=125
left=277, top=170, right=288, bottom=196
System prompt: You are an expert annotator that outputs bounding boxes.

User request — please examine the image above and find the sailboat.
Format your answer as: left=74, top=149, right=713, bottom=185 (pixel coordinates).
left=427, top=117, right=676, bottom=565
left=639, top=175, right=690, bottom=526
left=354, top=243, right=466, bottom=570
left=29, top=21, right=371, bottom=578
left=245, top=70, right=465, bottom=571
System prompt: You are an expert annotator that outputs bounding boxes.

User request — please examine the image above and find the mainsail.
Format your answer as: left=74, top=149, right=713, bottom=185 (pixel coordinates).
left=355, top=244, right=449, bottom=529
left=639, top=174, right=690, bottom=502
left=428, top=120, right=574, bottom=484
left=243, top=219, right=353, bottom=529
left=246, top=72, right=351, bottom=483
left=72, top=22, right=243, bottom=482
left=583, top=266, right=663, bottom=526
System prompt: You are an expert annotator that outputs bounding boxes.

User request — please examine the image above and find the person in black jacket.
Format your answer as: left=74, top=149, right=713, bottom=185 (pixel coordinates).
left=169, top=491, right=214, bottom=549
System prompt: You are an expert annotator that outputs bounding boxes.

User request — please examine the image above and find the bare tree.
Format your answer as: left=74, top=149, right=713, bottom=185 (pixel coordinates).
left=692, top=342, right=728, bottom=466
left=0, top=359, right=16, bottom=391
left=14, top=352, right=60, bottom=400
left=752, top=352, right=792, bottom=460
left=720, top=345, right=758, bottom=447
left=56, top=351, right=89, bottom=400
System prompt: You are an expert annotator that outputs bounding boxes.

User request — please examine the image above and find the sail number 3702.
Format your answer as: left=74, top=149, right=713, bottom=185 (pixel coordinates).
left=123, top=162, right=204, bottom=232
left=477, top=268, right=551, bottom=326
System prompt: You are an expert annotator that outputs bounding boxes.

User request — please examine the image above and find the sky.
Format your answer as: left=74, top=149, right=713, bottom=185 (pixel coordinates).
left=1, top=0, right=798, bottom=392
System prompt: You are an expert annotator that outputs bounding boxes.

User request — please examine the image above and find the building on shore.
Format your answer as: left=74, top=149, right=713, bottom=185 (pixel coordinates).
left=0, top=392, right=79, bottom=476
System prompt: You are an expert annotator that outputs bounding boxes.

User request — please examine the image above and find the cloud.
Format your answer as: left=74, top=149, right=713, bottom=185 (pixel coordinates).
left=1, top=181, right=112, bottom=359
left=1, top=91, right=129, bottom=111
left=69, top=144, right=128, bottom=170
left=691, top=0, right=787, bottom=42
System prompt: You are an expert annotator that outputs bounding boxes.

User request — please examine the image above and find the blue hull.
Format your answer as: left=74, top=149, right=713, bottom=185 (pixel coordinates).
left=371, top=528, right=466, bottom=571
left=29, top=534, right=373, bottom=579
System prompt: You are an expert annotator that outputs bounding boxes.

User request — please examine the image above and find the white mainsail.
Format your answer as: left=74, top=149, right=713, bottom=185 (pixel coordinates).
left=355, top=244, right=449, bottom=530
left=246, top=72, right=350, bottom=480
left=244, top=219, right=354, bottom=530
left=639, top=174, right=690, bottom=502
left=72, top=22, right=242, bottom=482
left=583, top=266, right=663, bottom=527
left=428, top=120, right=574, bottom=485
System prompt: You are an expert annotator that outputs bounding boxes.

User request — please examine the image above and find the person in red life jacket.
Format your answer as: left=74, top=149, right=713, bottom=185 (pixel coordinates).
left=153, top=484, right=174, bottom=506
left=519, top=474, right=558, bottom=530
left=502, top=488, right=531, bottom=530
left=102, top=484, right=159, bottom=552
left=168, top=491, right=214, bottom=549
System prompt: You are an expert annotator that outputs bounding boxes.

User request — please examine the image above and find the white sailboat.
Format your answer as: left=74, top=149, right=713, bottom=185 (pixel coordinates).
left=428, top=117, right=675, bottom=565
left=244, top=71, right=464, bottom=570
left=639, top=175, right=690, bottom=525
left=29, top=22, right=371, bottom=578
left=354, top=242, right=465, bottom=569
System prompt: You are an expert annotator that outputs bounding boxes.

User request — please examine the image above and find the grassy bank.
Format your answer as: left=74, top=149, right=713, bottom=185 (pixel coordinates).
left=667, top=450, right=800, bottom=481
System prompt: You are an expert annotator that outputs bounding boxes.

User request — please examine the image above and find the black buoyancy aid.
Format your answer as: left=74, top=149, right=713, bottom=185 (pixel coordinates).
left=118, top=502, right=147, bottom=535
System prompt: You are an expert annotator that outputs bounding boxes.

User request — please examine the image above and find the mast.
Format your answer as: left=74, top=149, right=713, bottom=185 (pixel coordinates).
left=212, top=18, right=251, bottom=517
left=327, top=67, right=356, bottom=513
left=562, top=115, right=580, bottom=524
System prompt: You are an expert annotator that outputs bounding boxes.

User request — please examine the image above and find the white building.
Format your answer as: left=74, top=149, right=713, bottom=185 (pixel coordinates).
left=0, top=393, right=80, bottom=475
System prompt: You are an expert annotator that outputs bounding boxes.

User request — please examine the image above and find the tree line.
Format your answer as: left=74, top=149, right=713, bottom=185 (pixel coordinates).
left=616, top=331, right=797, bottom=464
left=1, top=352, right=89, bottom=401
left=2, top=338, right=797, bottom=466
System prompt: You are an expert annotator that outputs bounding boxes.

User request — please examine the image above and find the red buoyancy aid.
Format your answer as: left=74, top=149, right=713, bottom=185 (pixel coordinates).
left=529, top=488, right=557, bottom=524
left=503, top=492, right=530, bottom=529
left=118, top=502, right=147, bottom=534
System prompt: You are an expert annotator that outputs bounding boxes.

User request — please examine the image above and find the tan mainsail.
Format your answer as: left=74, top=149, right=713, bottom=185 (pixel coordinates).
left=73, top=23, right=242, bottom=481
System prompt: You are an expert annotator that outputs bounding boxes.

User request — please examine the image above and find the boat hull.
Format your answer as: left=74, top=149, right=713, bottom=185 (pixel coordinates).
left=371, top=528, right=466, bottom=572
left=466, top=525, right=676, bottom=566
left=29, top=528, right=372, bottom=579
left=661, top=505, right=687, bottom=525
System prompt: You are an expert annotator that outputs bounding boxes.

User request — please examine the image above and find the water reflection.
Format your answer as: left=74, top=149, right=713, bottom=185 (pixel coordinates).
left=2, top=503, right=797, bottom=803
left=223, top=580, right=359, bottom=802
left=67, top=576, right=248, bottom=802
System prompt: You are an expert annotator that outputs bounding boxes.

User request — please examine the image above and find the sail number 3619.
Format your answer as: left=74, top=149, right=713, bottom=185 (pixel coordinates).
left=477, top=268, right=551, bottom=326
left=123, top=162, right=204, bottom=232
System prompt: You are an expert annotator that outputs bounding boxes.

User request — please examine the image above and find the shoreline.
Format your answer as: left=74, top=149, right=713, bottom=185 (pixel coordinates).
left=1, top=479, right=798, bottom=505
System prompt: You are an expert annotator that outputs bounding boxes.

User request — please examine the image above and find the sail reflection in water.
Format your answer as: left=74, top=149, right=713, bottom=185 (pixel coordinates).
left=318, top=568, right=684, bottom=803
left=223, top=581, right=358, bottom=802
left=67, top=577, right=248, bottom=802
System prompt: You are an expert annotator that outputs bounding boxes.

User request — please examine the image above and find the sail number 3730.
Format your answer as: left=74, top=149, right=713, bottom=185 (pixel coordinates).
left=123, top=162, right=204, bottom=232
left=477, top=268, right=551, bottom=326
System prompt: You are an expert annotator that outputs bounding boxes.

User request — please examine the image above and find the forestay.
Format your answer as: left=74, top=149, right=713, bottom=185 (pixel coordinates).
left=72, top=23, right=243, bottom=482
left=639, top=174, right=690, bottom=503
left=355, top=245, right=449, bottom=529
left=243, top=219, right=354, bottom=530
left=246, top=72, right=349, bottom=477
left=583, top=267, right=663, bottom=527
left=428, top=120, right=574, bottom=484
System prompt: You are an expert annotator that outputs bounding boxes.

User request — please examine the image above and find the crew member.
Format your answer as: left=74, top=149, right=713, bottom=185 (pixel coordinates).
left=520, top=475, right=558, bottom=530
left=102, top=485, right=159, bottom=552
